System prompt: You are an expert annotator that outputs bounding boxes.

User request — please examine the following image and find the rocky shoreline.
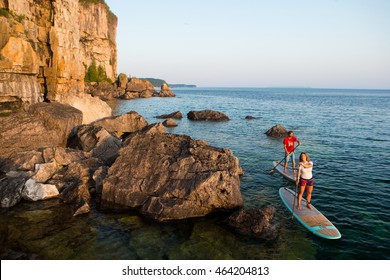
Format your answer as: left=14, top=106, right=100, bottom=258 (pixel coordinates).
left=0, top=99, right=278, bottom=242
left=0, top=1, right=278, bottom=259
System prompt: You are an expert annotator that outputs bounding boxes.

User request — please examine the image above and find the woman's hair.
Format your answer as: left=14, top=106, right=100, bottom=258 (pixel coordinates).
left=299, top=152, right=311, bottom=162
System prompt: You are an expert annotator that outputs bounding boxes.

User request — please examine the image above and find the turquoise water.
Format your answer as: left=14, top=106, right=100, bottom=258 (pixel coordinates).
left=1, top=88, right=389, bottom=259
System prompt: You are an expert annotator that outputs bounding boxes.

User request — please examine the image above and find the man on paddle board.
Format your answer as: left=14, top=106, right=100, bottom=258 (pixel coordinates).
left=283, top=131, right=301, bottom=173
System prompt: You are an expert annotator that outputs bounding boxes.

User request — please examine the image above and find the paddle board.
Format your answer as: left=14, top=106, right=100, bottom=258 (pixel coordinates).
left=273, top=161, right=296, bottom=182
left=279, top=187, right=341, bottom=239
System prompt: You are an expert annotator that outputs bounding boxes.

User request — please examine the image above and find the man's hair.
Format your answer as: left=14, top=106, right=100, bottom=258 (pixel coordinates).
left=287, top=131, right=293, bottom=136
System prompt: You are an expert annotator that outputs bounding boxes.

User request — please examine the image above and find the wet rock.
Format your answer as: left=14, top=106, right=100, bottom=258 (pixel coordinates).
left=156, top=111, right=183, bottom=119
left=226, top=206, right=278, bottom=240
left=187, top=110, right=229, bottom=121
left=102, top=133, right=243, bottom=221
left=265, top=124, right=288, bottom=138
left=245, top=116, right=256, bottom=120
left=92, top=166, right=109, bottom=194
left=59, top=180, right=91, bottom=216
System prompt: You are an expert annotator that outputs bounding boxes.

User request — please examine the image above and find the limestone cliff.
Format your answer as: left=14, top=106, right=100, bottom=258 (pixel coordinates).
left=0, top=0, right=117, bottom=118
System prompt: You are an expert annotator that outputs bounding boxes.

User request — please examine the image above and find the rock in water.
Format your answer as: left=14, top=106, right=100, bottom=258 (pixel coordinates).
left=156, top=83, right=176, bottom=97
left=226, top=206, right=278, bottom=240
left=187, top=110, right=229, bottom=121
left=102, top=133, right=243, bottom=221
left=162, top=118, right=178, bottom=127
left=265, top=124, right=288, bottom=138
left=155, top=111, right=183, bottom=119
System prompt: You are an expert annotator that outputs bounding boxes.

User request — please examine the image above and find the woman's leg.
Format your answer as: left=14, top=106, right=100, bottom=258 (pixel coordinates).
left=297, top=184, right=305, bottom=210
left=306, top=185, right=313, bottom=209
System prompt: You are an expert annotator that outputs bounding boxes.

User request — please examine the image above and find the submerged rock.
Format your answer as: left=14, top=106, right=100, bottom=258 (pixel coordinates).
left=187, top=110, right=229, bottom=121
left=102, top=133, right=243, bottom=221
left=156, top=111, right=183, bottom=119
left=265, top=124, right=288, bottom=138
left=226, top=206, right=278, bottom=240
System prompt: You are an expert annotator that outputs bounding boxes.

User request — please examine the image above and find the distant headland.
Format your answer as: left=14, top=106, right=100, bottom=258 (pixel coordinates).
left=139, top=78, right=196, bottom=88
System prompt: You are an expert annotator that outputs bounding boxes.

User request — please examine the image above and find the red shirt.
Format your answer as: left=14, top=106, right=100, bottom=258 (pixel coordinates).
left=283, top=136, right=297, bottom=153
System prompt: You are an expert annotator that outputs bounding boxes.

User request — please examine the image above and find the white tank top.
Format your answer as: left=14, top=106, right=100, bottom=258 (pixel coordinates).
left=299, top=161, right=313, bottom=179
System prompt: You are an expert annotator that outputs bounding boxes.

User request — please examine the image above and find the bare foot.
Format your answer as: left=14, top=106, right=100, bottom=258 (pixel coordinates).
left=297, top=204, right=301, bottom=210
left=307, top=202, right=313, bottom=210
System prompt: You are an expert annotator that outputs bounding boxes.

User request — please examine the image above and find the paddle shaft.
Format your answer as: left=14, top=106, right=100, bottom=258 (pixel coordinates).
left=269, top=143, right=300, bottom=173
left=292, top=181, right=299, bottom=219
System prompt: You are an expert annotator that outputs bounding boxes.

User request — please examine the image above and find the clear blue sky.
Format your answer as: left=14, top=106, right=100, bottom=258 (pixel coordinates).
left=105, top=0, right=390, bottom=89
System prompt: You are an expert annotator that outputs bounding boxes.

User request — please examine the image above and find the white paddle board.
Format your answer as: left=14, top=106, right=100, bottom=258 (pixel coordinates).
left=273, top=161, right=296, bottom=182
left=279, top=187, right=341, bottom=239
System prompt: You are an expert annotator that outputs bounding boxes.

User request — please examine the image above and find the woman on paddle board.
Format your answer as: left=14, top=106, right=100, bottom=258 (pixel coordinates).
left=296, top=152, right=314, bottom=210
left=283, top=131, right=301, bottom=173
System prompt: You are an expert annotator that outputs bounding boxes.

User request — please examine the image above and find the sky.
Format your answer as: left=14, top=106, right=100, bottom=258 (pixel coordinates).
left=105, top=0, right=390, bottom=89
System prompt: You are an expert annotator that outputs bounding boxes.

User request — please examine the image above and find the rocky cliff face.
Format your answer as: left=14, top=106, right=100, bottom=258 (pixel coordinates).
left=0, top=0, right=117, bottom=115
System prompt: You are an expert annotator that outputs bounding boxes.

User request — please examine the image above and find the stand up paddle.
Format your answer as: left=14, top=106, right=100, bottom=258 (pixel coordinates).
left=269, top=144, right=300, bottom=174
left=292, top=180, right=299, bottom=220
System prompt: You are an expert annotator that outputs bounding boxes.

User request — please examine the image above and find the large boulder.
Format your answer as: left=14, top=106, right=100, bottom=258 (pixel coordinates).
left=121, top=77, right=157, bottom=99
left=265, top=124, right=288, bottom=138
left=49, top=157, right=103, bottom=216
left=102, top=133, right=243, bottom=221
left=226, top=206, right=278, bottom=240
left=92, top=111, right=148, bottom=137
left=0, top=151, right=44, bottom=172
left=0, top=102, right=83, bottom=158
left=117, top=73, right=129, bottom=89
left=85, top=81, right=120, bottom=101
left=67, top=125, right=122, bottom=165
left=162, top=118, right=178, bottom=127
left=61, top=94, right=112, bottom=124
left=0, top=176, right=26, bottom=208
left=187, top=110, right=229, bottom=121
left=22, top=179, right=59, bottom=202
left=155, top=83, right=175, bottom=97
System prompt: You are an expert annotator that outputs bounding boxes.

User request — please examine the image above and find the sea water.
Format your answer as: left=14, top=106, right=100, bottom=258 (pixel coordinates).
left=1, top=88, right=389, bottom=259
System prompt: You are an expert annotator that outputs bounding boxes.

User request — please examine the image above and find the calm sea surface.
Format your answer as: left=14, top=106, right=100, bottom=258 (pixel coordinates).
left=1, top=88, right=389, bottom=260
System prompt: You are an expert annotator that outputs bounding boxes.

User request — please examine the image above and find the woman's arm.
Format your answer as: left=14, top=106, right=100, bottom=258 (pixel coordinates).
left=296, top=167, right=301, bottom=181
left=300, top=162, right=313, bottom=168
